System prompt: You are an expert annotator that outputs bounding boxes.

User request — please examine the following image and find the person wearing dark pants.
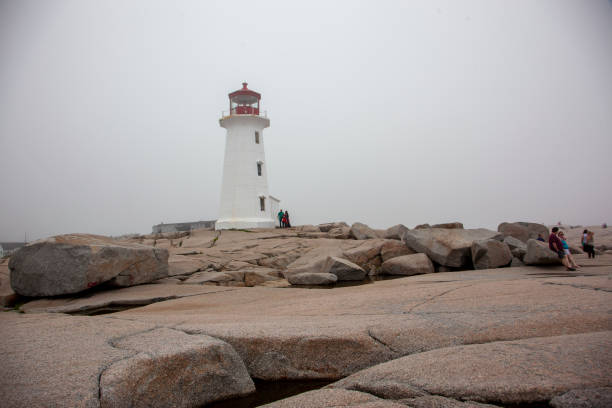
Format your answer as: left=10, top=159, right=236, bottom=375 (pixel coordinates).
left=277, top=209, right=284, bottom=228
left=585, top=231, right=596, bottom=258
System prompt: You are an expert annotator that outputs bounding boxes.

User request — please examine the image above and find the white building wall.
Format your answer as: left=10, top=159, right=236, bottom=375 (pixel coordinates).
left=269, top=196, right=280, bottom=227
left=216, top=115, right=276, bottom=229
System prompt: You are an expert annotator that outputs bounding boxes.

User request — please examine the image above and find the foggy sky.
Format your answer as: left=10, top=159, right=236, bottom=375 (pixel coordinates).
left=1, top=0, right=611, bottom=241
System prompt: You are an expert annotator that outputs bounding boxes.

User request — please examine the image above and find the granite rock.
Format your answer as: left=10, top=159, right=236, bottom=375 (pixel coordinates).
left=9, top=234, right=168, bottom=297
left=471, top=239, right=512, bottom=270
left=403, top=228, right=503, bottom=268
left=381, top=253, right=434, bottom=276
left=322, top=256, right=367, bottom=281
left=350, top=222, right=380, bottom=240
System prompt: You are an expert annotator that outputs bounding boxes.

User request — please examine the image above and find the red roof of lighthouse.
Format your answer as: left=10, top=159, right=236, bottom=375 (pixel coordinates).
left=229, top=82, right=261, bottom=99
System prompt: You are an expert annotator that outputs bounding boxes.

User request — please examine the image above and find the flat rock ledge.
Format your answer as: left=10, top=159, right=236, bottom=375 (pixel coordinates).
left=0, top=313, right=254, bottom=408
left=330, top=331, right=612, bottom=406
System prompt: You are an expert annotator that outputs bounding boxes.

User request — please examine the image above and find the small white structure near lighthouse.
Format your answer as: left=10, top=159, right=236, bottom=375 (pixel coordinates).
left=216, top=83, right=279, bottom=230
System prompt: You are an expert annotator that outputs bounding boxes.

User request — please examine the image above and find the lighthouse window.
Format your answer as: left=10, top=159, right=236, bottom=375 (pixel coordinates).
left=257, top=162, right=262, bottom=176
left=255, top=131, right=260, bottom=144
left=259, top=197, right=266, bottom=211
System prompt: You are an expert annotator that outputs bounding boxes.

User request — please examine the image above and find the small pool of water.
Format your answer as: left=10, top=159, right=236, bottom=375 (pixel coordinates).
left=204, top=379, right=333, bottom=408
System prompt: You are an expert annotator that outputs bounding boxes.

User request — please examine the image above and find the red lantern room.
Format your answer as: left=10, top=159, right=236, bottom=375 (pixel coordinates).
left=228, top=82, right=260, bottom=116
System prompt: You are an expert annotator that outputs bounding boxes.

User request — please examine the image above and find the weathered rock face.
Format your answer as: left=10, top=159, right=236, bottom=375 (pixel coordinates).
left=318, top=222, right=349, bottom=233
left=380, top=240, right=415, bottom=262
left=380, top=254, right=434, bottom=276
left=0, top=259, right=17, bottom=307
left=298, top=225, right=321, bottom=233
left=350, top=222, right=380, bottom=240
left=471, top=239, right=512, bottom=270
left=510, top=257, right=525, bottom=267
left=503, top=236, right=527, bottom=261
left=287, top=272, right=338, bottom=285
left=260, top=389, right=407, bottom=408
left=328, top=226, right=352, bottom=239
left=9, top=234, right=169, bottom=297
left=414, top=223, right=431, bottom=229
left=431, top=222, right=464, bottom=229
left=343, top=240, right=385, bottom=269
left=383, top=224, right=409, bottom=240
left=498, top=222, right=549, bottom=243
left=402, top=228, right=503, bottom=268
left=100, top=328, right=254, bottom=408
left=284, top=246, right=344, bottom=277
left=524, top=239, right=562, bottom=265
left=322, top=257, right=367, bottom=281
left=549, top=387, right=612, bottom=408
left=331, top=331, right=612, bottom=405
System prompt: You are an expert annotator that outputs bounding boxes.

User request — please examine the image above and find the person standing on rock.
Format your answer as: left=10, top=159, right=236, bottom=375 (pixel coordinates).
left=549, top=227, right=575, bottom=271
left=284, top=210, right=291, bottom=228
left=278, top=209, right=284, bottom=228
left=585, top=231, right=596, bottom=258
left=558, top=231, right=579, bottom=269
left=581, top=229, right=588, bottom=251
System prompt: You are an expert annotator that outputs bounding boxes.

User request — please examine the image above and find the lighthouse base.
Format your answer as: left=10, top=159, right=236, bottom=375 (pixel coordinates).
left=215, top=217, right=276, bottom=231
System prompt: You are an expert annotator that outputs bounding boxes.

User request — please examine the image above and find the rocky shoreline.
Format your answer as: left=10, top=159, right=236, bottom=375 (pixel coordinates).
left=1, top=222, right=611, bottom=407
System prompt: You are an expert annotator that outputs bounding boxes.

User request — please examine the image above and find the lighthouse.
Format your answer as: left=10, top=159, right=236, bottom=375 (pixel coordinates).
left=216, top=83, right=279, bottom=230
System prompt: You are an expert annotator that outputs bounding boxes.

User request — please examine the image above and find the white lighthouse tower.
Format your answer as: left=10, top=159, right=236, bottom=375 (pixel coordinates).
left=216, top=83, right=279, bottom=230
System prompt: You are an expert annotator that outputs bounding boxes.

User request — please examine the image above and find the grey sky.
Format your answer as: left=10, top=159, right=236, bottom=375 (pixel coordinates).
left=1, top=0, right=611, bottom=241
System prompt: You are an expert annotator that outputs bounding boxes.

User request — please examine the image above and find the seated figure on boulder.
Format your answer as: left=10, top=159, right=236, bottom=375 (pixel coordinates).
left=549, top=227, right=575, bottom=271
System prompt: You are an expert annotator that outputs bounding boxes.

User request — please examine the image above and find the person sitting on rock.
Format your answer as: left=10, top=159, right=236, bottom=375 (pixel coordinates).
left=537, top=234, right=545, bottom=242
left=549, top=227, right=575, bottom=271
left=558, top=231, right=579, bottom=269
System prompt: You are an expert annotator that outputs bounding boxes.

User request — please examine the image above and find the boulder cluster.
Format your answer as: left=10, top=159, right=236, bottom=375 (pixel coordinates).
left=5, top=221, right=566, bottom=297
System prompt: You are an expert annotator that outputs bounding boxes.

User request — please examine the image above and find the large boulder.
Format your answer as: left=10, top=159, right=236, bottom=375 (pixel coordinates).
left=318, top=222, right=349, bottom=233
left=9, top=234, right=169, bottom=297
left=328, top=226, right=351, bottom=239
left=322, top=257, right=367, bottom=281
left=284, top=247, right=344, bottom=278
left=343, top=240, right=386, bottom=270
left=414, top=223, right=431, bottom=229
left=380, top=240, right=415, bottom=262
left=288, top=272, right=337, bottom=285
left=380, top=254, right=434, bottom=276
left=350, top=222, right=380, bottom=240
left=524, top=239, right=562, bottom=265
left=402, top=228, right=503, bottom=268
left=101, top=327, right=255, bottom=407
left=471, top=239, right=512, bottom=270
left=383, top=224, right=409, bottom=240
left=503, top=236, right=527, bottom=260
left=498, top=222, right=549, bottom=243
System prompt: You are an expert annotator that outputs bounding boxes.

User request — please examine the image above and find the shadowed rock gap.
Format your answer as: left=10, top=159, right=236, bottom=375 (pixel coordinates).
left=204, top=379, right=334, bottom=408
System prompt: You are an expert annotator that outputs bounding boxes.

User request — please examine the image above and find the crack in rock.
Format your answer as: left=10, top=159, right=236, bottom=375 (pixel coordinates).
left=366, top=328, right=402, bottom=355
left=541, top=281, right=612, bottom=292
left=404, top=284, right=475, bottom=314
